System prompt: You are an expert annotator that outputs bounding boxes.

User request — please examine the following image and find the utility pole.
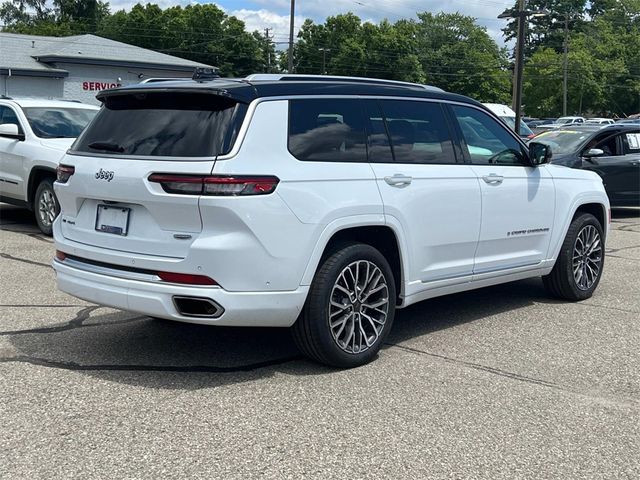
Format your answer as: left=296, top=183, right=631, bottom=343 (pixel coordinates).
left=264, top=27, right=272, bottom=73
left=288, top=0, right=295, bottom=73
left=513, top=0, right=526, bottom=135
left=498, top=3, right=547, bottom=135
left=318, top=48, right=330, bottom=74
left=562, top=15, right=569, bottom=116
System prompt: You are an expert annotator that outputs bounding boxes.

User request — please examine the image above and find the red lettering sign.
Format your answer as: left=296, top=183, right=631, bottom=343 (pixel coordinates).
left=82, top=82, right=122, bottom=91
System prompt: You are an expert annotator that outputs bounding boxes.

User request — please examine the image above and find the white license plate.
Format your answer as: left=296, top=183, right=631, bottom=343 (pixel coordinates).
left=95, top=204, right=130, bottom=236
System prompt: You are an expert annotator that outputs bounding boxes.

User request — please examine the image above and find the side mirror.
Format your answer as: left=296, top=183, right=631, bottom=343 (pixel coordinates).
left=583, top=148, right=604, bottom=158
left=0, top=123, right=25, bottom=141
left=528, top=141, right=551, bottom=166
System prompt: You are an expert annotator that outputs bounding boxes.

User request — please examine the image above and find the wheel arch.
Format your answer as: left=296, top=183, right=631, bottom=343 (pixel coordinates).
left=300, top=218, right=407, bottom=305
left=27, top=166, right=56, bottom=210
left=548, top=197, right=609, bottom=265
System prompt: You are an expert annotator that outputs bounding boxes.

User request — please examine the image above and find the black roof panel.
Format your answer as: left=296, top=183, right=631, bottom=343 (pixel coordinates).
left=96, top=78, right=483, bottom=108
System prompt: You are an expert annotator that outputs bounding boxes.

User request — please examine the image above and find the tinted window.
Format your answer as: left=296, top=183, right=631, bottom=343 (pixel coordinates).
left=452, top=105, right=526, bottom=165
left=379, top=100, right=455, bottom=164
left=288, top=99, right=367, bottom=162
left=0, top=105, right=23, bottom=134
left=363, top=100, right=393, bottom=163
left=73, top=93, right=245, bottom=157
left=23, top=107, right=96, bottom=139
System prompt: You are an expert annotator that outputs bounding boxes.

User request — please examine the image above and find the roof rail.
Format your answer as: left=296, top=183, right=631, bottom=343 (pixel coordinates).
left=139, top=77, right=192, bottom=84
left=244, top=74, right=444, bottom=92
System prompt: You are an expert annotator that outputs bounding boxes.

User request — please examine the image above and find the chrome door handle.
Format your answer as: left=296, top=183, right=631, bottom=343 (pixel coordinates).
left=384, top=174, right=413, bottom=187
left=482, top=174, right=504, bottom=185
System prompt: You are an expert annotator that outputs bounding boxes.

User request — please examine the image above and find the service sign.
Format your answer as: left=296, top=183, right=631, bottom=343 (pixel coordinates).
left=82, top=81, right=122, bottom=91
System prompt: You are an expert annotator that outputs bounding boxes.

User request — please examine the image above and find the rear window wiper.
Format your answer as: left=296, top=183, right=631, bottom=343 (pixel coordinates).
left=87, top=141, right=125, bottom=153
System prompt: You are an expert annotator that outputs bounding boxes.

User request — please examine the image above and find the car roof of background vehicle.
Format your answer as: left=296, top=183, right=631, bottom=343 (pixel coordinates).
left=0, top=97, right=99, bottom=109
left=482, top=103, right=517, bottom=117
left=96, top=75, right=483, bottom=108
left=556, top=123, right=640, bottom=133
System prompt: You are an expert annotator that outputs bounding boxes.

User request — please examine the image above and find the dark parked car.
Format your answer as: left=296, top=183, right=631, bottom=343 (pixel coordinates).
left=534, top=124, right=640, bottom=206
left=616, top=118, right=640, bottom=125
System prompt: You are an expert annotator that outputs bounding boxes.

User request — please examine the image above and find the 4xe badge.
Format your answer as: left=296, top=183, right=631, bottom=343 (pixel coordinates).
left=95, top=168, right=114, bottom=182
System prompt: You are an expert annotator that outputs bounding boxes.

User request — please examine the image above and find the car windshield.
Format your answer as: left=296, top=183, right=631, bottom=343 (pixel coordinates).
left=555, top=117, right=575, bottom=124
left=22, top=107, right=97, bottom=139
left=532, top=129, right=592, bottom=154
left=500, top=116, right=534, bottom=136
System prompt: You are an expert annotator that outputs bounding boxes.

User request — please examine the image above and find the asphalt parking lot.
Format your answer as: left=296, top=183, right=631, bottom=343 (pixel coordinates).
left=1, top=203, right=639, bottom=479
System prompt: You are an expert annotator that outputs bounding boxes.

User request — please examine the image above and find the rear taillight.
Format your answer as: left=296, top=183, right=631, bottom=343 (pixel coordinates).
left=157, top=271, right=218, bottom=285
left=56, top=164, right=75, bottom=183
left=148, top=174, right=279, bottom=196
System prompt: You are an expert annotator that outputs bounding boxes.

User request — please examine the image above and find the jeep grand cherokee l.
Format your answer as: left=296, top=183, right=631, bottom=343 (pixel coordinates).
left=52, top=74, right=610, bottom=368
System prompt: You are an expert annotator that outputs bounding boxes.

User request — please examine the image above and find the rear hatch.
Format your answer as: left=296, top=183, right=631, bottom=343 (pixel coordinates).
left=56, top=89, right=248, bottom=258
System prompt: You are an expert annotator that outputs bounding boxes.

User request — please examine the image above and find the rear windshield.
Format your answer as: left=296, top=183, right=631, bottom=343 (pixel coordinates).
left=72, top=92, right=246, bottom=157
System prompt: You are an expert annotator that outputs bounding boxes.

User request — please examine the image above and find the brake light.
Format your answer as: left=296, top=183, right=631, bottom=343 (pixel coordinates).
left=56, top=164, right=75, bottom=183
left=157, top=271, right=218, bottom=285
left=148, top=174, right=279, bottom=196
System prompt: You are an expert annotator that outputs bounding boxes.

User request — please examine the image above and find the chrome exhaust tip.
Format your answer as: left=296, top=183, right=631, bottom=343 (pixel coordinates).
left=172, top=296, right=224, bottom=318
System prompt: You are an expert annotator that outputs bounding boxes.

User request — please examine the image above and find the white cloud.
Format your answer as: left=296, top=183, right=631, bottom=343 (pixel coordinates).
left=230, top=8, right=305, bottom=40
left=101, top=0, right=514, bottom=46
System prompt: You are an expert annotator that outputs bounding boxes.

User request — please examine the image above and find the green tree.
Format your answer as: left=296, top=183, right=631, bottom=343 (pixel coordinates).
left=415, top=12, right=511, bottom=102
left=0, top=0, right=108, bottom=35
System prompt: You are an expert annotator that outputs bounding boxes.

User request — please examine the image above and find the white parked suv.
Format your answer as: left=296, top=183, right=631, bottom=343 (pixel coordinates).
left=0, top=97, right=98, bottom=234
left=52, top=75, right=610, bottom=367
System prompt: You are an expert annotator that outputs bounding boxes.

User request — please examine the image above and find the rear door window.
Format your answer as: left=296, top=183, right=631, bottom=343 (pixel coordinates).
left=378, top=100, right=456, bottom=164
left=72, top=92, right=246, bottom=157
left=288, top=99, right=367, bottom=162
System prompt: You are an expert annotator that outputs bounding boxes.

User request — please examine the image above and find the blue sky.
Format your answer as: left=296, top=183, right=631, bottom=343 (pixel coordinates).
left=108, top=0, right=515, bottom=46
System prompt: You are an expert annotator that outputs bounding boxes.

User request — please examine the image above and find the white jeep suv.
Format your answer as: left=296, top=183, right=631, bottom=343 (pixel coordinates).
left=52, top=75, right=609, bottom=367
left=0, top=97, right=98, bottom=234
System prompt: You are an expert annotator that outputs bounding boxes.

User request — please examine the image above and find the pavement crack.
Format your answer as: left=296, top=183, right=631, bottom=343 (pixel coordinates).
left=0, top=304, right=84, bottom=308
left=388, top=343, right=640, bottom=409
left=606, top=244, right=640, bottom=254
left=0, top=354, right=301, bottom=373
left=0, top=252, right=52, bottom=269
left=388, top=343, right=561, bottom=389
left=0, top=306, right=140, bottom=336
left=607, top=254, right=640, bottom=261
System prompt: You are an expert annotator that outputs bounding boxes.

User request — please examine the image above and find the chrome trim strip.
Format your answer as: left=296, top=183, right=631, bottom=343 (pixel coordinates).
left=60, top=257, right=160, bottom=282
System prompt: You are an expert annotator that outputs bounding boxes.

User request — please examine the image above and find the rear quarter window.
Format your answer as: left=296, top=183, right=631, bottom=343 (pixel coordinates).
left=288, top=99, right=367, bottom=162
left=72, top=92, right=246, bottom=158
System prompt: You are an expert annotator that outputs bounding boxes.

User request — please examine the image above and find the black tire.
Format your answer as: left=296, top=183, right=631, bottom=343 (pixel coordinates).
left=33, top=178, right=59, bottom=236
left=543, top=213, right=605, bottom=301
left=292, top=243, right=396, bottom=368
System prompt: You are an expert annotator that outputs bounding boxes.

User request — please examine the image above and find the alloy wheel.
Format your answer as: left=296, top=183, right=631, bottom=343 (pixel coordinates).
left=572, top=224, right=602, bottom=291
left=328, top=260, right=390, bottom=354
left=38, top=188, right=57, bottom=227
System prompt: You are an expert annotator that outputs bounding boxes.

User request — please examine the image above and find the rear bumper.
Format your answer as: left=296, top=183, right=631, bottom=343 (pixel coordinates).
left=52, top=259, right=308, bottom=327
